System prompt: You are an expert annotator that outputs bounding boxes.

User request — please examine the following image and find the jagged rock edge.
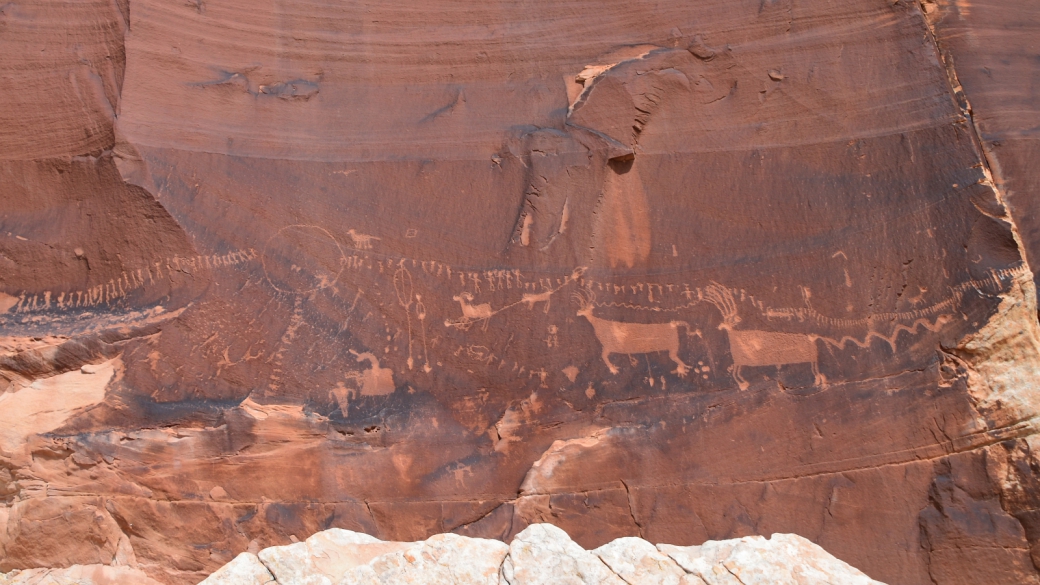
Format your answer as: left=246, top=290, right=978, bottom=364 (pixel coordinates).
left=187, top=523, right=884, bottom=585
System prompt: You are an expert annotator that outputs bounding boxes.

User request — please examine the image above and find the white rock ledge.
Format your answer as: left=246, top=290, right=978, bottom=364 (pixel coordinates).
left=192, top=523, right=886, bottom=585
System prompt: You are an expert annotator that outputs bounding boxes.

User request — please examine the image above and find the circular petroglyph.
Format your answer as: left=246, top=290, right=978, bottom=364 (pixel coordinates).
left=262, top=225, right=346, bottom=294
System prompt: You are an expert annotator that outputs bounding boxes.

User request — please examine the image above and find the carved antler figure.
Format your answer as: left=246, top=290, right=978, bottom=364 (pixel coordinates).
left=703, top=283, right=740, bottom=328
left=452, top=292, right=493, bottom=331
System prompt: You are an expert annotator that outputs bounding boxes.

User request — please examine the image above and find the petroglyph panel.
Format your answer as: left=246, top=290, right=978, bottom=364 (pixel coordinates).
left=3, top=0, right=1040, bottom=583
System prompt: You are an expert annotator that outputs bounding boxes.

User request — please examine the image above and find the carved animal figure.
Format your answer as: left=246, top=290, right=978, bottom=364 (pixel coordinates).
left=521, top=290, right=553, bottom=313
left=346, top=350, right=396, bottom=396
left=346, top=229, right=380, bottom=250
left=453, top=292, right=493, bottom=331
left=575, top=290, right=693, bottom=376
left=332, top=350, right=396, bottom=416
left=703, top=283, right=824, bottom=390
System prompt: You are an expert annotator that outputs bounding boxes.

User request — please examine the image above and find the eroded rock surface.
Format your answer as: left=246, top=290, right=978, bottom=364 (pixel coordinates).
left=2, top=0, right=1040, bottom=584
left=196, top=554, right=274, bottom=585
left=0, top=564, right=163, bottom=585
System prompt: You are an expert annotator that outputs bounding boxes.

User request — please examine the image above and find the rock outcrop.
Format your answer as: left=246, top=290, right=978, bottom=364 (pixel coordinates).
left=191, top=524, right=883, bottom=585
left=0, top=564, right=164, bottom=585
left=2, top=0, right=1039, bottom=584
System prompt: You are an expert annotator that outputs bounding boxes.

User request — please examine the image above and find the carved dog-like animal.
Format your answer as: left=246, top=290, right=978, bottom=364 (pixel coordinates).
left=575, top=291, right=693, bottom=376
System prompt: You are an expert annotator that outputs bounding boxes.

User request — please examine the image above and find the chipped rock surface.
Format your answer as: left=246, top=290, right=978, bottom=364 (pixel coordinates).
left=592, top=537, right=690, bottom=585
left=660, top=534, right=883, bottom=585
left=501, top=524, right=624, bottom=585
left=338, top=533, right=507, bottom=585
left=198, top=553, right=275, bottom=585
left=191, top=525, right=884, bottom=585
left=256, top=529, right=407, bottom=585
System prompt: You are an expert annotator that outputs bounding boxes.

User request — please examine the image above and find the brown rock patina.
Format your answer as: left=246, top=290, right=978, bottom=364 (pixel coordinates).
left=1, top=0, right=1039, bottom=583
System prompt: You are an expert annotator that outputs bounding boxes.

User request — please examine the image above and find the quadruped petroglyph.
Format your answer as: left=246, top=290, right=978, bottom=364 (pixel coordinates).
left=346, top=229, right=380, bottom=250
left=444, top=268, right=586, bottom=331
left=574, top=288, right=698, bottom=377
left=195, top=223, right=1030, bottom=395
left=451, top=292, right=493, bottom=331
left=331, top=350, right=397, bottom=416
left=2, top=215, right=1021, bottom=401
left=704, top=284, right=823, bottom=390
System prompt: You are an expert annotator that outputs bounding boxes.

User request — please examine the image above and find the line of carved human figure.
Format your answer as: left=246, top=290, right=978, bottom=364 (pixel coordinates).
left=5, top=225, right=1024, bottom=395
left=445, top=267, right=1023, bottom=390
left=3, top=249, right=257, bottom=315
left=285, top=230, right=1028, bottom=394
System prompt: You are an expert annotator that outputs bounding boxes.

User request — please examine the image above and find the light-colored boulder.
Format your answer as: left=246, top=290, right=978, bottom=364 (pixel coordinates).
left=501, top=524, right=624, bottom=585
left=197, top=526, right=888, bottom=585
left=337, top=532, right=508, bottom=584
left=0, top=564, right=163, bottom=585
left=659, top=534, right=884, bottom=585
left=593, top=537, right=700, bottom=585
left=657, top=541, right=743, bottom=585
left=198, top=552, right=275, bottom=585
left=258, top=528, right=410, bottom=585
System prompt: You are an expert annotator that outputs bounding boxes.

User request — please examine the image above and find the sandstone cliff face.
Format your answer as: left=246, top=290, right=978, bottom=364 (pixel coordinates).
left=1, top=0, right=1039, bottom=584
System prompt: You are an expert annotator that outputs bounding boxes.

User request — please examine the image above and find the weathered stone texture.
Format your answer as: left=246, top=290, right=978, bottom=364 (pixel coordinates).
left=193, top=525, right=881, bottom=585
left=1, top=0, right=1039, bottom=583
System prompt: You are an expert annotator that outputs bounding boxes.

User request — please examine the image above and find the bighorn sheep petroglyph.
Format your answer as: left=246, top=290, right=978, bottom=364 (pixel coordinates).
left=452, top=291, right=493, bottom=331
left=575, top=290, right=696, bottom=376
left=703, top=283, right=824, bottom=390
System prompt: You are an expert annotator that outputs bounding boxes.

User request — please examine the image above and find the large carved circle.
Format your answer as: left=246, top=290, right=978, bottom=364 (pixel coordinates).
left=262, top=224, right=345, bottom=294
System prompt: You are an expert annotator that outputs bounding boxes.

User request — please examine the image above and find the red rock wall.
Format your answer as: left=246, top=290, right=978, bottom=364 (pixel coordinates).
left=1, top=0, right=1039, bottom=583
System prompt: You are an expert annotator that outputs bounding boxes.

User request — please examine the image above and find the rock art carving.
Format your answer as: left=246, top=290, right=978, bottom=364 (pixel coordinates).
left=348, top=351, right=395, bottom=396
left=575, top=289, right=697, bottom=377
left=446, top=268, right=586, bottom=331
left=346, top=229, right=380, bottom=250
left=253, top=220, right=1002, bottom=397
left=262, top=225, right=345, bottom=294
left=414, top=294, right=432, bottom=373
left=394, top=266, right=417, bottom=369
left=520, top=289, right=554, bottom=313
left=451, top=292, right=494, bottom=331
left=4, top=0, right=1040, bottom=582
left=332, top=350, right=396, bottom=415
left=4, top=249, right=255, bottom=316
left=704, top=283, right=824, bottom=390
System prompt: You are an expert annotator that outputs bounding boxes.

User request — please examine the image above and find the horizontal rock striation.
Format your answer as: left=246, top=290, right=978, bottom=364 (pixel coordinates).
left=1, top=0, right=1039, bottom=584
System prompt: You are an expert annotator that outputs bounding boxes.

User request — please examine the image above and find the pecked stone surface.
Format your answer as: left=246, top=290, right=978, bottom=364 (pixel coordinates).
left=2, top=0, right=1040, bottom=584
left=191, top=524, right=881, bottom=585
